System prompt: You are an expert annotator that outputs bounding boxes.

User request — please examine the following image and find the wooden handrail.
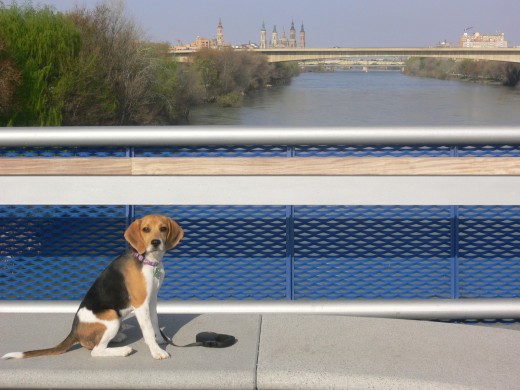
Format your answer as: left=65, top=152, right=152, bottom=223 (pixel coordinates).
left=0, top=157, right=519, bottom=176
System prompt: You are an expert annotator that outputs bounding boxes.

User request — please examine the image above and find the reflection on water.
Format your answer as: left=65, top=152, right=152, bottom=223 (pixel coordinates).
left=189, top=71, right=520, bottom=126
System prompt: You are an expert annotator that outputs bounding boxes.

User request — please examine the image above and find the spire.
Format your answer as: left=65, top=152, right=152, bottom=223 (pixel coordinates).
left=299, top=22, right=305, bottom=48
left=289, top=19, right=296, bottom=48
left=217, top=17, right=224, bottom=47
left=271, top=25, right=278, bottom=48
left=260, top=21, right=267, bottom=49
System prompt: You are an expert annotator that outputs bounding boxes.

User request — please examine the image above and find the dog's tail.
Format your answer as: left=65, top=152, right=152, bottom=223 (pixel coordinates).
left=2, top=330, right=78, bottom=360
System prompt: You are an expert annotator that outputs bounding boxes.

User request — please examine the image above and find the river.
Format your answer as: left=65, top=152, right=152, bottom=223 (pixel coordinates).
left=188, top=71, right=520, bottom=126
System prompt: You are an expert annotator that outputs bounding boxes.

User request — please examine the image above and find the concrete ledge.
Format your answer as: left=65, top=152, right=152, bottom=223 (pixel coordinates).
left=258, top=315, right=520, bottom=390
left=1, top=313, right=520, bottom=389
left=0, top=313, right=260, bottom=389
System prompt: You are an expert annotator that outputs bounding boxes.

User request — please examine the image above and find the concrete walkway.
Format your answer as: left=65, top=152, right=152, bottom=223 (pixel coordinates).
left=1, top=312, right=520, bottom=389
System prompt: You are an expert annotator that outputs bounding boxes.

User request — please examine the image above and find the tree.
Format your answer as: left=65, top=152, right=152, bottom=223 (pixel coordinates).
left=62, top=2, right=158, bottom=125
left=192, top=50, right=221, bottom=101
left=0, top=3, right=81, bottom=126
left=0, top=41, right=21, bottom=123
left=502, top=63, right=520, bottom=87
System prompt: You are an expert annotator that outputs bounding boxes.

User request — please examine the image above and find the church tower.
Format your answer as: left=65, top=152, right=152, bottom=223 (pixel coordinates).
left=271, top=25, right=278, bottom=48
left=300, top=22, right=306, bottom=48
left=280, top=30, right=288, bottom=47
left=289, top=20, right=296, bottom=48
left=217, top=18, right=224, bottom=48
left=260, top=22, right=267, bottom=49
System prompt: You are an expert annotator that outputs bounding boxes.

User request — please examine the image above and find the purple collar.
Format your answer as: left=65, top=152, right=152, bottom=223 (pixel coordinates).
left=131, top=250, right=159, bottom=267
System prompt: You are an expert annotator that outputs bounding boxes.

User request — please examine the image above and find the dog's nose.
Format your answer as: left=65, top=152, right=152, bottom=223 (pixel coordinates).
left=151, top=239, right=161, bottom=247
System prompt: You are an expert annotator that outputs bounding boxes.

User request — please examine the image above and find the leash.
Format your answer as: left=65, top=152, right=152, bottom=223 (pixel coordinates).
left=160, top=329, right=237, bottom=348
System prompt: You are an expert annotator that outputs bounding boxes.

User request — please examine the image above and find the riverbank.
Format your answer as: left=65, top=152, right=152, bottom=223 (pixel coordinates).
left=177, top=49, right=300, bottom=117
left=404, top=57, right=520, bottom=87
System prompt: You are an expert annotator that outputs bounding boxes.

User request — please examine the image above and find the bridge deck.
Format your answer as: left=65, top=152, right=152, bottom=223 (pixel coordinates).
left=173, top=47, right=520, bottom=63
left=2, top=311, right=520, bottom=389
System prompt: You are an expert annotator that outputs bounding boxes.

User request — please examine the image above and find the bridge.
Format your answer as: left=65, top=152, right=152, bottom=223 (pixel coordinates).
left=173, top=47, right=520, bottom=63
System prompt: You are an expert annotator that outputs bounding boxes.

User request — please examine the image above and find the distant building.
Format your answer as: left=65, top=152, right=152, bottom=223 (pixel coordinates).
left=217, top=18, right=224, bottom=48
left=234, top=42, right=259, bottom=50
left=195, top=36, right=211, bottom=49
left=170, top=19, right=228, bottom=52
left=435, top=40, right=453, bottom=48
left=260, top=22, right=267, bottom=49
left=264, top=21, right=306, bottom=48
left=300, top=23, right=305, bottom=48
left=459, top=32, right=508, bottom=48
left=280, top=30, right=288, bottom=47
left=169, top=36, right=210, bottom=52
left=271, top=25, right=278, bottom=48
left=289, top=21, right=296, bottom=48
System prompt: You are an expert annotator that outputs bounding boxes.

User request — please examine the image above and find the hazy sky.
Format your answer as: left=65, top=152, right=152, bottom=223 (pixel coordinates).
left=37, top=0, right=519, bottom=47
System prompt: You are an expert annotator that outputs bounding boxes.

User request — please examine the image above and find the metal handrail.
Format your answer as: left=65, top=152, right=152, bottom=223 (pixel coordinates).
left=1, top=126, right=520, bottom=146
left=1, top=299, right=519, bottom=320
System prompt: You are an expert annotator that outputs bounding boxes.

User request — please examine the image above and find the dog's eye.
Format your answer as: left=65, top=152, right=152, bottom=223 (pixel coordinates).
left=160, top=226, right=168, bottom=232
left=142, top=227, right=151, bottom=233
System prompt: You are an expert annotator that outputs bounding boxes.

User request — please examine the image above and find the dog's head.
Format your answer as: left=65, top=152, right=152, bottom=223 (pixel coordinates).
left=124, top=215, right=184, bottom=255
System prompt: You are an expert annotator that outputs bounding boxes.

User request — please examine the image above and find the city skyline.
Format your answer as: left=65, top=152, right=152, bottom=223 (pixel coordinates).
left=36, top=0, right=519, bottom=47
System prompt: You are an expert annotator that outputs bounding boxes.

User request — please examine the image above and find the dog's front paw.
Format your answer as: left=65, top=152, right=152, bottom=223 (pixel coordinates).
left=151, top=348, right=170, bottom=360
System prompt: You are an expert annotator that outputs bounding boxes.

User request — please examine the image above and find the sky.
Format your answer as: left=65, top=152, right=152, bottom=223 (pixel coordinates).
left=34, top=0, right=520, bottom=47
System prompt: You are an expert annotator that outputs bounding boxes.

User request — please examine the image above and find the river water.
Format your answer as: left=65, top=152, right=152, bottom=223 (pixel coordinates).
left=189, top=71, right=520, bottom=126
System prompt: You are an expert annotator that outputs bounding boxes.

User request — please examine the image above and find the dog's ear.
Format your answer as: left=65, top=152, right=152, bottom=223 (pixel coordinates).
left=125, top=219, right=146, bottom=254
left=166, top=218, right=184, bottom=251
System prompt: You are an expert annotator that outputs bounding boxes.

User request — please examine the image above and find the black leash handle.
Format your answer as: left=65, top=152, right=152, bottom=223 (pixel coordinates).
left=160, top=329, right=237, bottom=348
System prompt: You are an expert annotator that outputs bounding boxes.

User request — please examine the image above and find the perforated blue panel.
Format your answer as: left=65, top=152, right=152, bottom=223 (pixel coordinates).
left=294, top=145, right=452, bottom=157
left=134, top=206, right=289, bottom=300
left=0, top=206, right=127, bottom=300
left=458, top=206, right=520, bottom=298
left=134, top=146, right=289, bottom=157
left=457, top=145, right=520, bottom=157
left=1, top=204, right=519, bottom=302
left=293, top=206, right=453, bottom=299
left=1, top=144, right=518, bottom=157
left=0, top=147, right=127, bottom=157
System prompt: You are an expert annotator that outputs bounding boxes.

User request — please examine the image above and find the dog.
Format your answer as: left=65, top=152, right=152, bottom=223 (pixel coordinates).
left=2, top=214, right=183, bottom=360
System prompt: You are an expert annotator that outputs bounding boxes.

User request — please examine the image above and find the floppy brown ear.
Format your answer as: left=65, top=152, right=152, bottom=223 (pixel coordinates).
left=166, top=218, right=184, bottom=251
left=124, top=219, right=146, bottom=254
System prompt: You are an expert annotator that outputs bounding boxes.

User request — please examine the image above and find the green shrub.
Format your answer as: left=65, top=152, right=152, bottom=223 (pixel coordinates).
left=216, top=91, right=244, bottom=107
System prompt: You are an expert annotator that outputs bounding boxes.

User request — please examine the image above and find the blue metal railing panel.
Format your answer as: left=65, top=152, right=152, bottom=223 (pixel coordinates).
left=294, top=145, right=452, bottom=157
left=458, top=206, right=520, bottom=298
left=0, top=205, right=126, bottom=300
left=0, top=147, right=127, bottom=157
left=133, top=146, right=289, bottom=157
left=134, top=206, right=288, bottom=300
left=2, top=144, right=519, bottom=158
left=2, top=204, right=519, bottom=301
left=457, top=145, right=520, bottom=157
left=292, top=206, right=453, bottom=299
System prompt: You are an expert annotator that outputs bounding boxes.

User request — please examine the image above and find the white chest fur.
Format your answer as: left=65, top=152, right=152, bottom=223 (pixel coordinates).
left=141, top=252, right=165, bottom=296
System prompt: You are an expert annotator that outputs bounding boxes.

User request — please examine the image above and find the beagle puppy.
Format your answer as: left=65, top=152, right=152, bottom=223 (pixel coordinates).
left=2, top=214, right=183, bottom=360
